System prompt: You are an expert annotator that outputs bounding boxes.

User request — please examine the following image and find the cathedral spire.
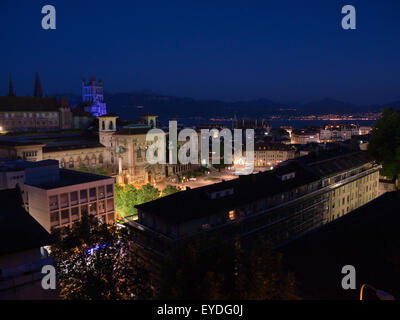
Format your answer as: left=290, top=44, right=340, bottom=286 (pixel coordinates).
left=8, top=74, right=15, bottom=97
left=33, top=71, right=43, bottom=97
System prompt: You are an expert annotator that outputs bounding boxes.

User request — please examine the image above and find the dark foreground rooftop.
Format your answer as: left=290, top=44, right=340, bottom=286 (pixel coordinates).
left=0, top=189, right=52, bottom=256
left=136, top=161, right=320, bottom=224
left=136, top=150, right=375, bottom=224
left=281, top=190, right=400, bottom=300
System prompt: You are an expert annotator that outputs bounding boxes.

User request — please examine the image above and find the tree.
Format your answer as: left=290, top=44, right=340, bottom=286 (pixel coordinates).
left=157, top=234, right=298, bottom=300
left=369, top=108, right=400, bottom=181
left=162, top=185, right=180, bottom=197
left=136, top=184, right=160, bottom=204
left=115, top=184, right=139, bottom=219
left=51, top=213, right=152, bottom=300
left=115, top=183, right=162, bottom=219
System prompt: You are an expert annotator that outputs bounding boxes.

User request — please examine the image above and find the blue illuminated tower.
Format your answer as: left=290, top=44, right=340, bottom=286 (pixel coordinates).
left=81, top=75, right=107, bottom=116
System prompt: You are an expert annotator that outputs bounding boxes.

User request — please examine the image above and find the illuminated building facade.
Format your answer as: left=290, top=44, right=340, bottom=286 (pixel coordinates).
left=82, top=76, right=107, bottom=116
left=0, top=159, right=115, bottom=233
left=254, top=143, right=296, bottom=168
left=291, top=129, right=320, bottom=144
left=0, top=73, right=72, bottom=132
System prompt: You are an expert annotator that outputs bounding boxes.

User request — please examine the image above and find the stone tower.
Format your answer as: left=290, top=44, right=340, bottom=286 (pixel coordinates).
left=82, top=76, right=107, bottom=116
left=98, top=114, right=118, bottom=170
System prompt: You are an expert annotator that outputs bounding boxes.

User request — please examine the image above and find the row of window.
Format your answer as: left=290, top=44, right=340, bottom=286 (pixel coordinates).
left=51, top=205, right=115, bottom=228
left=50, top=201, right=115, bottom=227
left=2, top=112, right=58, bottom=118
left=23, top=151, right=38, bottom=158
left=0, top=120, right=58, bottom=126
left=49, top=185, right=113, bottom=210
left=59, top=154, right=103, bottom=169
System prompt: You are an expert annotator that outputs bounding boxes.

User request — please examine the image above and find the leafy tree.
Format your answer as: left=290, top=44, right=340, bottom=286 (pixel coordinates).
left=136, top=184, right=160, bottom=203
left=51, top=213, right=152, bottom=300
left=115, top=184, right=139, bottom=219
left=115, top=183, right=161, bottom=219
left=369, top=108, right=400, bottom=180
left=157, top=234, right=298, bottom=300
left=162, top=185, right=180, bottom=197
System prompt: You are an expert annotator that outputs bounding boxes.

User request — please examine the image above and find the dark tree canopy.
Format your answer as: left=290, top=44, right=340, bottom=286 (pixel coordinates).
left=369, top=108, right=400, bottom=180
left=51, top=214, right=152, bottom=300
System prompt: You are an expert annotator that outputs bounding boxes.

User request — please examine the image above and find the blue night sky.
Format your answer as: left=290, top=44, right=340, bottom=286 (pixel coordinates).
left=1, top=0, right=400, bottom=104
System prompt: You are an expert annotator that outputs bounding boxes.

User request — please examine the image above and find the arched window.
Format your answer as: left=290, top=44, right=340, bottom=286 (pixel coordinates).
left=60, top=159, right=66, bottom=168
left=102, top=121, right=105, bottom=130
left=69, top=158, right=74, bottom=168
left=91, top=155, right=96, bottom=167
left=109, top=121, right=113, bottom=130
left=99, top=154, right=103, bottom=164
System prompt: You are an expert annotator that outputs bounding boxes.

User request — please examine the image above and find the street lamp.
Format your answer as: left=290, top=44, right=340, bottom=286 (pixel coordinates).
left=360, top=284, right=395, bottom=300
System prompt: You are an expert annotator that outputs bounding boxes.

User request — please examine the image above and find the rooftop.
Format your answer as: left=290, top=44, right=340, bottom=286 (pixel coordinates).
left=0, top=188, right=53, bottom=256
left=136, top=161, right=320, bottom=224
left=136, top=150, right=375, bottom=224
left=43, top=141, right=104, bottom=153
left=0, top=96, right=60, bottom=112
left=114, top=127, right=152, bottom=135
left=0, top=159, right=58, bottom=172
left=25, top=169, right=113, bottom=190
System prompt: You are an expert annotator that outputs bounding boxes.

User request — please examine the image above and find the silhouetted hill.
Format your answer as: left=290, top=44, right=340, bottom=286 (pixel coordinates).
left=55, top=91, right=384, bottom=121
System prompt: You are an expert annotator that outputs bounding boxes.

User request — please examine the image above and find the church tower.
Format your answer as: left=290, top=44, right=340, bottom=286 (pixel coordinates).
left=82, top=76, right=107, bottom=116
left=98, top=114, right=118, bottom=171
left=8, top=74, right=15, bottom=97
left=33, top=71, right=43, bottom=97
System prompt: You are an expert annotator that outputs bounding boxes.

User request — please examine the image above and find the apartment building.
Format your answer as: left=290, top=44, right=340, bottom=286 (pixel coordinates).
left=128, top=149, right=380, bottom=256
left=24, top=169, right=115, bottom=232
left=291, top=129, right=320, bottom=144
left=319, top=123, right=359, bottom=142
left=254, top=143, right=296, bottom=168
left=0, top=158, right=115, bottom=232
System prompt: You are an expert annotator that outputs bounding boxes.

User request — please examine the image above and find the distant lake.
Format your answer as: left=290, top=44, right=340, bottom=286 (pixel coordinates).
left=158, top=117, right=376, bottom=129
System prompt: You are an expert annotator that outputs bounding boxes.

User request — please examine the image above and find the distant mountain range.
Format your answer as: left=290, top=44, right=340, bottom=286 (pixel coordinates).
left=56, top=91, right=400, bottom=121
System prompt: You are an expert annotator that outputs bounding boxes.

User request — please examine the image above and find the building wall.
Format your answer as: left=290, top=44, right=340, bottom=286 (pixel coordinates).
left=254, top=149, right=295, bottom=167
left=24, top=178, right=115, bottom=233
left=291, top=133, right=320, bottom=144
left=42, top=147, right=105, bottom=170
left=0, top=170, right=25, bottom=190
left=0, top=145, right=44, bottom=161
left=23, top=185, right=50, bottom=231
left=328, top=170, right=379, bottom=221
left=113, top=133, right=166, bottom=186
left=0, top=111, right=60, bottom=131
